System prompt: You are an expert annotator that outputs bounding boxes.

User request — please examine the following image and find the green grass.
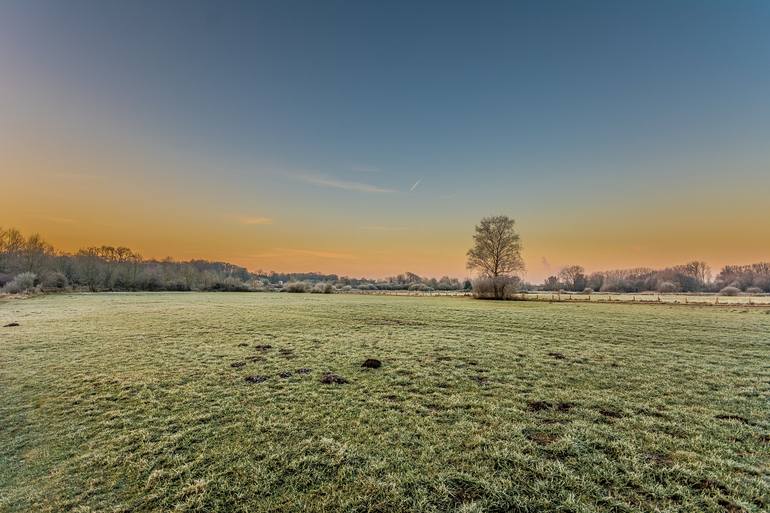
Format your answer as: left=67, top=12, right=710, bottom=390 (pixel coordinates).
left=1, top=293, right=768, bottom=512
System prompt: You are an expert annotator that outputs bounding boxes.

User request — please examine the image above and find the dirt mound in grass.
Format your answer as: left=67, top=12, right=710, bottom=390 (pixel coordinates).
left=547, top=352, right=566, bottom=359
left=237, top=342, right=249, bottom=347
left=715, top=414, right=751, bottom=424
left=244, top=375, right=269, bottom=384
left=3, top=322, right=20, bottom=327
left=320, top=372, right=348, bottom=384
left=278, top=371, right=293, bottom=378
left=231, top=361, right=246, bottom=368
left=254, top=344, right=272, bottom=351
left=599, top=408, right=623, bottom=419
left=527, top=400, right=553, bottom=412
left=524, top=429, right=558, bottom=445
left=362, top=358, right=382, bottom=369
left=296, top=368, right=312, bottom=374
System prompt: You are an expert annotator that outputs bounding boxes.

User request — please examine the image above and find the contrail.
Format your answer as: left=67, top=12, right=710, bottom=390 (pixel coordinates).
left=410, top=178, right=422, bottom=192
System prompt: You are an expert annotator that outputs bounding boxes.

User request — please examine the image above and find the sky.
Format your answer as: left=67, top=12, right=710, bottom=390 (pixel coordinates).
left=1, top=0, right=769, bottom=281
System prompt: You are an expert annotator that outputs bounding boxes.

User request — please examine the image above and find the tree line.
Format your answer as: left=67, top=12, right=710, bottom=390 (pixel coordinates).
left=0, top=227, right=469, bottom=294
left=540, top=262, right=770, bottom=294
left=2, top=224, right=767, bottom=296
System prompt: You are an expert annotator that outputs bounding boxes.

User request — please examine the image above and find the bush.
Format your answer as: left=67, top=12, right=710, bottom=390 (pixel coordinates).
left=311, top=282, right=334, bottom=294
left=582, top=288, right=593, bottom=295
left=656, top=281, right=679, bottom=293
left=41, top=271, right=68, bottom=290
left=472, top=276, right=520, bottom=300
left=408, top=283, right=432, bottom=292
left=2, top=272, right=37, bottom=294
left=283, top=281, right=309, bottom=293
left=719, top=286, right=741, bottom=297
left=745, top=286, right=763, bottom=294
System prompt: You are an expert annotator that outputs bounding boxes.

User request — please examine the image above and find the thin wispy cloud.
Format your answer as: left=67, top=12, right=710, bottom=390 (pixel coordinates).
left=296, top=174, right=395, bottom=193
left=409, top=178, right=422, bottom=192
left=239, top=216, right=273, bottom=225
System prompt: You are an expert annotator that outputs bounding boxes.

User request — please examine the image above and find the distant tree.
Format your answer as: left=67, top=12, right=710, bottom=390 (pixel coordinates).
left=559, top=265, right=587, bottom=292
left=543, top=275, right=560, bottom=291
left=466, top=215, right=524, bottom=299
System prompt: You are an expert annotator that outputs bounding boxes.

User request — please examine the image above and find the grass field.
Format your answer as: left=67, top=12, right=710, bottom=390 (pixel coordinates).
left=1, top=293, right=768, bottom=512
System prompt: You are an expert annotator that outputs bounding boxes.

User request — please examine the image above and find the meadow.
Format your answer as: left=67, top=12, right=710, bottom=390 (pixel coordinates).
left=1, top=293, right=768, bottom=512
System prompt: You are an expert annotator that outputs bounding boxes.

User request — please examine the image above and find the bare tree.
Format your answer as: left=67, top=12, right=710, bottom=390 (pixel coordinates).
left=559, top=265, right=587, bottom=291
left=466, top=215, right=524, bottom=299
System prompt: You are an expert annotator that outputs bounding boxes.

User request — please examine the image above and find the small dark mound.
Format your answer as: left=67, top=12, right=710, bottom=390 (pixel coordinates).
left=320, top=372, right=349, bottom=385
left=556, top=402, right=575, bottom=412
left=527, top=400, right=553, bottom=412
left=715, top=414, right=750, bottom=424
left=470, top=375, right=489, bottom=385
left=278, top=371, right=293, bottom=378
left=296, top=368, right=312, bottom=374
left=362, top=358, right=382, bottom=369
left=254, top=344, right=272, bottom=351
left=645, top=452, right=673, bottom=465
left=524, top=429, right=558, bottom=446
left=717, top=498, right=745, bottom=513
left=244, top=375, right=268, bottom=384
left=3, top=322, right=20, bottom=327
left=599, top=408, right=623, bottom=419
left=230, top=361, right=246, bottom=368
left=246, top=356, right=265, bottom=362
left=547, top=352, right=566, bottom=360
left=237, top=342, right=249, bottom=347
left=692, top=478, right=729, bottom=494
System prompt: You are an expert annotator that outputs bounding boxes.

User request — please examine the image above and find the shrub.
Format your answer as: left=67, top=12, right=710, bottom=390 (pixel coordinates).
left=746, top=286, right=763, bottom=294
left=471, top=276, right=520, bottom=299
left=656, top=281, right=679, bottom=293
left=582, top=288, right=593, bottom=295
left=283, top=281, right=309, bottom=293
left=311, top=282, right=333, bottom=294
left=41, top=271, right=68, bottom=290
left=719, top=286, right=741, bottom=296
left=2, top=272, right=37, bottom=294
left=408, top=283, right=432, bottom=292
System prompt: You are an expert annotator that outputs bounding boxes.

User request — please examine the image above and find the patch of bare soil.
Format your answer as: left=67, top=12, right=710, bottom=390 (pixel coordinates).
left=470, top=375, right=489, bottom=385
left=320, top=372, right=348, bottom=384
left=244, top=375, right=269, bottom=384
left=254, top=344, right=272, bottom=351
left=3, top=322, right=20, bottom=327
left=715, top=414, right=751, bottom=424
left=547, top=352, right=566, bottom=359
left=645, top=452, right=674, bottom=465
left=362, top=358, right=382, bottom=369
left=599, top=408, right=624, bottom=419
left=527, top=400, right=553, bottom=412
left=237, top=343, right=249, bottom=347
left=278, top=371, right=293, bottom=378
left=524, top=429, right=559, bottom=445
left=230, top=361, right=246, bottom=368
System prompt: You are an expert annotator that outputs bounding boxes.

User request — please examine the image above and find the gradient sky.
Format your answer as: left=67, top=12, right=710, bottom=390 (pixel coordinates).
left=2, top=1, right=769, bottom=281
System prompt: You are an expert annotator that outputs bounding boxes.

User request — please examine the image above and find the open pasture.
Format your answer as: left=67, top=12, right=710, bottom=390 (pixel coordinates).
left=1, top=293, right=768, bottom=512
